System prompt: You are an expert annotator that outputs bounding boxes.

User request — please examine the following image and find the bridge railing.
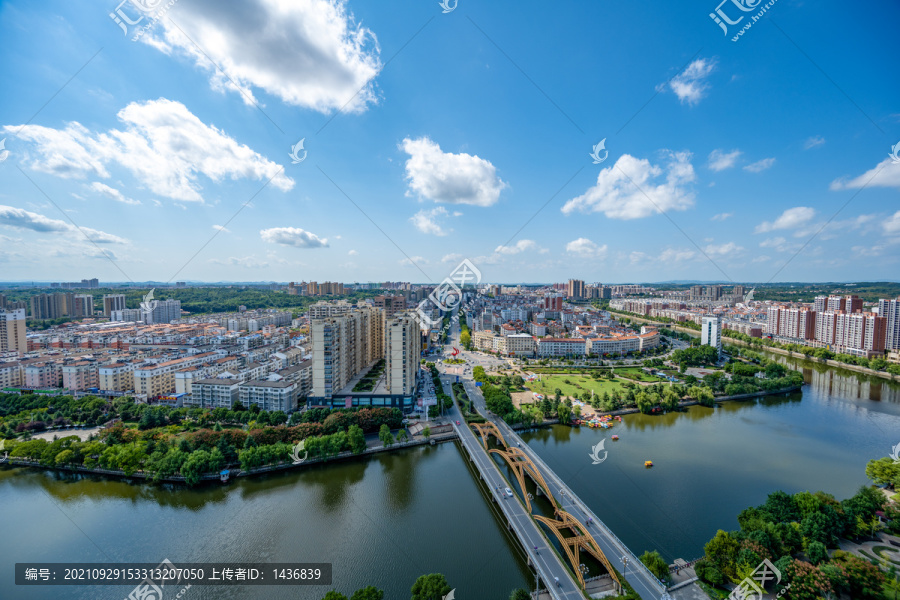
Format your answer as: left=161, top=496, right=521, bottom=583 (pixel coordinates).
left=502, top=424, right=668, bottom=594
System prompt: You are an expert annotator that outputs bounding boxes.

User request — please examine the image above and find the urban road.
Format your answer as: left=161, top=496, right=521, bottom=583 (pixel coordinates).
left=438, top=319, right=666, bottom=600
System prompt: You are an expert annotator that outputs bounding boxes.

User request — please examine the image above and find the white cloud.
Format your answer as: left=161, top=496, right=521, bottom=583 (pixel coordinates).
left=755, top=207, right=816, bottom=233
left=260, top=227, right=328, bottom=248
left=752, top=255, right=770, bottom=263
left=664, top=58, right=716, bottom=105
left=804, top=136, right=825, bottom=150
left=399, top=256, right=428, bottom=266
left=744, top=158, right=776, bottom=173
left=495, top=240, right=537, bottom=255
left=658, top=248, right=696, bottom=263
left=562, top=152, right=696, bottom=219
left=884, top=211, right=900, bottom=236
left=441, top=253, right=463, bottom=264
left=83, top=248, right=118, bottom=261
left=566, top=238, right=607, bottom=258
left=401, top=137, right=506, bottom=207
left=410, top=207, right=451, bottom=236
left=89, top=182, right=140, bottom=205
left=212, top=224, right=231, bottom=233
left=830, top=158, right=900, bottom=191
left=0, top=205, right=127, bottom=244
left=711, top=212, right=732, bottom=221
left=144, top=0, right=381, bottom=114
left=348, top=249, right=358, bottom=255
left=5, top=98, right=294, bottom=203
left=759, top=236, right=787, bottom=248
left=707, top=149, right=741, bottom=172
left=703, top=241, right=743, bottom=256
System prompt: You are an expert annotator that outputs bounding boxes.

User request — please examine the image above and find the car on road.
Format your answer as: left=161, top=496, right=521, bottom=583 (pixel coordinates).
left=456, top=420, right=460, bottom=425
left=505, top=487, right=513, bottom=498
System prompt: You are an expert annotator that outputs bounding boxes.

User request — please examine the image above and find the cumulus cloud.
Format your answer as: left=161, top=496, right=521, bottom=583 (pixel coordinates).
left=260, top=227, right=328, bottom=248
left=348, top=249, right=358, bottom=255
left=143, top=0, right=382, bottom=113
left=703, top=241, right=743, bottom=256
left=830, top=159, right=900, bottom=191
left=708, top=149, right=741, bottom=172
left=83, top=248, right=118, bottom=261
left=562, top=152, right=696, bottom=219
left=663, top=58, right=716, bottom=105
left=5, top=98, right=294, bottom=203
left=711, top=212, right=732, bottom=221
left=744, top=157, right=776, bottom=173
left=804, top=136, right=825, bottom=150
left=755, top=207, right=816, bottom=233
left=410, top=207, right=452, bottom=236
left=441, top=253, right=463, bottom=264
left=401, top=137, right=506, bottom=207
left=0, top=205, right=127, bottom=244
left=884, top=211, right=900, bottom=236
left=212, top=225, right=231, bottom=233
left=89, top=182, right=141, bottom=205
left=566, top=238, right=607, bottom=259
left=495, top=240, right=537, bottom=255
left=399, top=256, right=428, bottom=266
left=658, top=248, right=696, bottom=263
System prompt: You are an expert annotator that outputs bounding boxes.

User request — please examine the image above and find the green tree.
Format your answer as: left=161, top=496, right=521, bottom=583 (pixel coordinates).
left=806, top=540, right=828, bottom=564
left=640, top=550, right=670, bottom=581
left=378, top=424, right=394, bottom=447
left=557, top=402, right=571, bottom=424
left=422, top=426, right=431, bottom=439
left=322, top=591, right=348, bottom=600
left=410, top=573, right=452, bottom=600
left=509, top=590, right=530, bottom=600
left=350, top=587, right=384, bottom=600
left=704, top=530, right=741, bottom=579
left=865, top=457, right=900, bottom=488
left=348, top=425, right=366, bottom=454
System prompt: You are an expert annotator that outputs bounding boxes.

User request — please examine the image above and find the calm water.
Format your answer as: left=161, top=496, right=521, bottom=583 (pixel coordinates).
left=3, top=356, right=899, bottom=598
left=520, top=355, right=900, bottom=562
left=0, top=443, right=532, bottom=600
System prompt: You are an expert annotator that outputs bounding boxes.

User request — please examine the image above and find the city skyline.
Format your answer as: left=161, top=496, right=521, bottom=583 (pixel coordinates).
left=1, top=1, right=898, bottom=284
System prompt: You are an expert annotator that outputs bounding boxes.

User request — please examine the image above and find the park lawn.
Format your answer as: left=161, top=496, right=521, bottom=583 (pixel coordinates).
left=525, top=374, right=626, bottom=400
left=614, top=367, right=669, bottom=383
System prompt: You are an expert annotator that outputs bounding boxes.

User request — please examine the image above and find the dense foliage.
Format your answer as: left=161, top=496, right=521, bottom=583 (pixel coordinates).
left=2, top=393, right=403, bottom=485
left=693, top=487, right=892, bottom=598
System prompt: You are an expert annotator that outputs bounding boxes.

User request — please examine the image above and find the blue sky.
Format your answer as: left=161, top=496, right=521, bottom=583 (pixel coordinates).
left=0, top=0, right=898, bottom=285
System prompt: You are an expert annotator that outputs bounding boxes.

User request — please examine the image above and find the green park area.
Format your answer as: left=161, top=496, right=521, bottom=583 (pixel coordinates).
left=526, top=373, right=627, bottom=399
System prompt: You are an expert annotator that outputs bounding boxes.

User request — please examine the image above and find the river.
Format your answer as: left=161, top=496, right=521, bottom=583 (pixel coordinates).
left=0, top=442, right=532, bottom=600
left=3, top=355, right=899, bottom=598
left=519, top=354, right=900, bottom=562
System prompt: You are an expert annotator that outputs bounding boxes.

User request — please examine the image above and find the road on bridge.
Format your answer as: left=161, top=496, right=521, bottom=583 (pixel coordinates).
left=439, top=316, right=665, bottom=600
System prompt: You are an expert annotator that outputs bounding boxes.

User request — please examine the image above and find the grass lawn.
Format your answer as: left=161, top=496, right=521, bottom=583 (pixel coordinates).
left=614, top=367, right=670, bottom=383
left=525, top=374, right=626, bottom=399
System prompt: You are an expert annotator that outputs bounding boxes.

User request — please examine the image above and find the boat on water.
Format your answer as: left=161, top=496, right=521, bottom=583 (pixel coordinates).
left=219, top=469, right=231, bottom=483
left=644, top=461, right=653, bottom=468
left=611, top=435, right=619, bottom=441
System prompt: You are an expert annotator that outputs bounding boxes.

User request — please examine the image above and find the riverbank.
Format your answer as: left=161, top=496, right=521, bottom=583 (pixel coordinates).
left=609, top=310, right=900, bottom=383
left=1, top=431, right=459, bottom=484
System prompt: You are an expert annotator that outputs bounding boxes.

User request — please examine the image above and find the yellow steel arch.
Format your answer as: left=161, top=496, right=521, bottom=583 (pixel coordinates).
left=471, top=421, right=507, bottom=450
left=488, top=446, right=558, bottom=512
left=534, top=510, right=621, bottom=592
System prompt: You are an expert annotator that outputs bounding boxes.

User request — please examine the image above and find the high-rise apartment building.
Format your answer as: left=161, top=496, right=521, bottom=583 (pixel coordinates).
left=103, top=294, right=126, bottom=316
left=879, top=298, right=900, bottom=350
left=701, top=314, right=722, bottom=358
left=567, top=279, right=585, bottom=299
left=73, top=294, right=94, bottom=317
left=311, top=305, right=384, bottom=400
left=0, top=309, right=27, bottom=355
left=374, top=295, right=407, bottom=319
left=143, top=299, right=181, bottom=324
left=384, top=313, right=421, bottom=396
